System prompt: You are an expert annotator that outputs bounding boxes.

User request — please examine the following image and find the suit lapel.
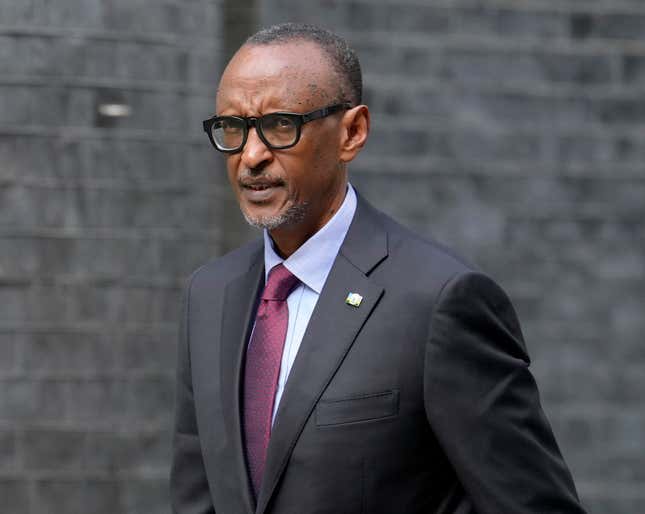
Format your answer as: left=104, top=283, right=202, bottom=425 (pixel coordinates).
left=255, top=195, right=388, bottom=514
left=220, top=249, right=264, bottom=514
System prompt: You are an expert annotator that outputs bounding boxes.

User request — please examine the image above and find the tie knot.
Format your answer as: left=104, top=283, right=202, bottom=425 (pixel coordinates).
left=262, top=263, right=300, bottom=301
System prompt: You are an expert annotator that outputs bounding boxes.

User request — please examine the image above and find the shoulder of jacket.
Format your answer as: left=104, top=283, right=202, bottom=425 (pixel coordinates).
left=188, top=238, right=263, bottom=287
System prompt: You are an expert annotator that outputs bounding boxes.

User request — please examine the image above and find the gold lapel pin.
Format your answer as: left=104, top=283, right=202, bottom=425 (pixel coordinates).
left=345, top=292, right=363, bottom=307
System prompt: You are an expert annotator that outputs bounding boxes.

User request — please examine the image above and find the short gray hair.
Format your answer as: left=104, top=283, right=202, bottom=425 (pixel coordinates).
left=245, top=23, right=362, bottom=106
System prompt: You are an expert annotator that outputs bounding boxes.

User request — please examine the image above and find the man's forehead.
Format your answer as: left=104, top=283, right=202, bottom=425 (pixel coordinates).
left=228, top=41, right=330, bottom=74
left=216, top=42, right=338, bottom=109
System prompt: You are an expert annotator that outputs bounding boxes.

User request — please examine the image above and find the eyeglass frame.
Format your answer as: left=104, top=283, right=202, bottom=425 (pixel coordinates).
left=202, top=102, right=351, bottom=154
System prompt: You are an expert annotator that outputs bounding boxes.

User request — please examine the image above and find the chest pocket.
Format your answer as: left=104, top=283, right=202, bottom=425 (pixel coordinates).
left=315, top=389, right=399, bottom=427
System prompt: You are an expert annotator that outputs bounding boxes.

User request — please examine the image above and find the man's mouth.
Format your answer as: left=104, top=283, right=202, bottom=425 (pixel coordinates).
left=239, top=179, right=285, bottom=202
left=240, top=177, right=284, bottom=190
left=245, top=183, right=274, bottom=191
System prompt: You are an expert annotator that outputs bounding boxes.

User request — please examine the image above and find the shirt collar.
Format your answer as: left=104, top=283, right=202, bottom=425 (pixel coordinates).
left=263, top=183, right=357, bottom=294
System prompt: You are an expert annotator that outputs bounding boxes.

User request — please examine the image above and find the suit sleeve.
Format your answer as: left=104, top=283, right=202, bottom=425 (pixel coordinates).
left=424, top=271, right=586, bottom=514
left=170, top=272, right=216, bottom=514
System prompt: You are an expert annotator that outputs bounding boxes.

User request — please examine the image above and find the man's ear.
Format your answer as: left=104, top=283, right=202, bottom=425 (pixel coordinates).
left=339, top=105, right=370, bottom=163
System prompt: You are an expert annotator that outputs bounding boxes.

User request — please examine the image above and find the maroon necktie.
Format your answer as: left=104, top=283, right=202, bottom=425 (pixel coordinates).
left=243, top=263, right=300, bottom=497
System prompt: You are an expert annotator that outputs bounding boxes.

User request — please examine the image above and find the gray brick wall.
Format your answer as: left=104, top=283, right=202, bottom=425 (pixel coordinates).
left=257, top=1, right=644, bottom=513
left=2, top=0, right=644, bottom=513
left=0, top=0, right=240, bottom=512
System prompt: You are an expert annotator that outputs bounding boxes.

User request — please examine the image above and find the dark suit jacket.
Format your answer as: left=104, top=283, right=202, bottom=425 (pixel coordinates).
left=170, top=193, right=586, bottom=514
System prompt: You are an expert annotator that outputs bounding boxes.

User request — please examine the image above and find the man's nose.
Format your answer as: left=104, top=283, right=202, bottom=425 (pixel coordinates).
left=240, top=127, right=272, bottom=170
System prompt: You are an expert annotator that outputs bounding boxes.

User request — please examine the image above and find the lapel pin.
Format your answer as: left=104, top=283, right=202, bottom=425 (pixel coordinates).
left=345, top=292, right=363, bottom=308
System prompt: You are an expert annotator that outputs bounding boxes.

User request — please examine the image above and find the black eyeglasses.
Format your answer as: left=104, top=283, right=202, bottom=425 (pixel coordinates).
left=202, top=103, right=351, bottom=154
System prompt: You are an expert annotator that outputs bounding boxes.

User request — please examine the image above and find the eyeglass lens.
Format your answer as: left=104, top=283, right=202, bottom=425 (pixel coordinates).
left=211, top=114, right=298, bottom=150
left=212, top=118, right=244, bottom=150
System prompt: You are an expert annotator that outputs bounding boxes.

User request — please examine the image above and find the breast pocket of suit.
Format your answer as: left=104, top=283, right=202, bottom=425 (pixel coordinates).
left=315, top=389, right=399, bottom=428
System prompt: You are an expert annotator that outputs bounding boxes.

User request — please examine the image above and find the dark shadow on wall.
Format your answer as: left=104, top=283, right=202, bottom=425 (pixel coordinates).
left=218, top=0, right=262, bottom=253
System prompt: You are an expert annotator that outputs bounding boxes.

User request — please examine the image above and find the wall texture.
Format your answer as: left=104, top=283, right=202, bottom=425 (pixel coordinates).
left=0, top=1, right=233, bottom=512
left=1, top=0, right=644, bottom=513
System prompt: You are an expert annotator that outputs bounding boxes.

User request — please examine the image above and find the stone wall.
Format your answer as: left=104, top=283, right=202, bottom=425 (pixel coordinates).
left=1, top=0, right=644, bottom=513
left=0, top=1, right=233, bottom=512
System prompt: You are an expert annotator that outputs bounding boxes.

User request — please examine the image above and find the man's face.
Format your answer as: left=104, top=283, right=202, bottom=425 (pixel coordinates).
left=215, top=42, right=348, bottom=237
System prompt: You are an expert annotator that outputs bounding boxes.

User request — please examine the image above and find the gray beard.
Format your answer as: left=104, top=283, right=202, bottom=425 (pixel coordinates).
left=241, top=201, right=309, bottom=230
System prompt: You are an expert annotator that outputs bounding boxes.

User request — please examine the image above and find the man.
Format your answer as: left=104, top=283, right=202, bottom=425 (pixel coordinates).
left=171, top=23, right=586, bottom=514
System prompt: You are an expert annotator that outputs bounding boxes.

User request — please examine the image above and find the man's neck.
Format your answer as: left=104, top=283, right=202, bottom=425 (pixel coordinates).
left=268, top=182, right=348, bottom=258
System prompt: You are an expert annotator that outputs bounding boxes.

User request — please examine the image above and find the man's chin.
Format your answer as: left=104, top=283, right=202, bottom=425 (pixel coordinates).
left=241, top=203, right=308, bottom=230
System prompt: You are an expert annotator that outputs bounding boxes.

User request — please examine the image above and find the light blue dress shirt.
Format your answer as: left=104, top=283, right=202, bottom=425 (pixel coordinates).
left=261, top=183, right=357, bottom=425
